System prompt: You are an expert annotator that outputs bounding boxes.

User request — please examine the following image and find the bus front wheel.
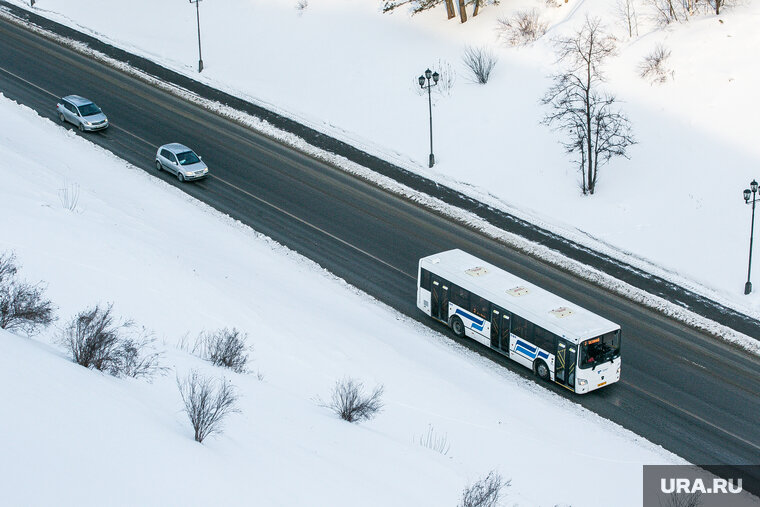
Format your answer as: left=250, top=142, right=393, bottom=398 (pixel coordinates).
left=535, top=360, right=550, bottom=381
left=450, top=316, right=465, bottom=338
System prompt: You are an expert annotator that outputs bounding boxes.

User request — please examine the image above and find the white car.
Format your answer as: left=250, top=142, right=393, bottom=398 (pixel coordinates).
left=56, top=95, right=109, bottom=132
left=155, top=143, right=209, bottom=182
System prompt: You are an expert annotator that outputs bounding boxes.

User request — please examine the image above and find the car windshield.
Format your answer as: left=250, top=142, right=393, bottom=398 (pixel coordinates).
left=176, top=150, right=200, bottom=166
left=579, top=330, right=620, bottom=369
left=78, top=102, right=101, bottom=116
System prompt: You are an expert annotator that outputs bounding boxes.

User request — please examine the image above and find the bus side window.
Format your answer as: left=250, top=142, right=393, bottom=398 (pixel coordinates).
left=511, top=315, right=529, bottom=339
left=470, top=294, right=491, bottom=319
left=451, top=285, right=470, bottom=309
left=533, top=325, right=556, bottom=353
left=420, top=268, right=431, bottom=290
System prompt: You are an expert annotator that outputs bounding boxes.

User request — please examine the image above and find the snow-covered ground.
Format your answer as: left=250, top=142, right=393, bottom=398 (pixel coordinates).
left=2, top=0, right=758, bottom=322
left=0, top=94, right=684, bottom=505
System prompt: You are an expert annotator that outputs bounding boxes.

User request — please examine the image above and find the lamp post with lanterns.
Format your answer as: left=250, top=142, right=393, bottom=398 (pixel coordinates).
left=418, top=69, right=439, bottom=168
left=743, top=179, right=759, bottom=294
left=189, top=0, right=204, bottom=72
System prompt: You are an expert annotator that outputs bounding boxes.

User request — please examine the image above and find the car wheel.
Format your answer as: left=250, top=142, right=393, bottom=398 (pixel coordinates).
left=450, top=316, right=465, bottom=338
left=177, top=172, right=185, bottom=182
left=59, top=113, right=65, bottom=123
left=155, top=160, right=162, bottom=172
left=535, top=360, right=550, bottom=381
left=78, top=122, right=85, bottom=132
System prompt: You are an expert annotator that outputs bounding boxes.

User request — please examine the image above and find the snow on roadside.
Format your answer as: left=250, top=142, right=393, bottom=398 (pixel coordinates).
left=0, top=94, right=682, bottom=506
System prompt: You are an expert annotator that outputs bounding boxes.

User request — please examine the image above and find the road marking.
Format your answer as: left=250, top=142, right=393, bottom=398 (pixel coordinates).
left=0, top=63, right=155, bottom=149
left=209, top=174, right=416, bottom=281
left=0, top=63, right=58, bottom=97
left=623, top=381, right=760, bottom=452
left=0, top=62, right=411, bottom=282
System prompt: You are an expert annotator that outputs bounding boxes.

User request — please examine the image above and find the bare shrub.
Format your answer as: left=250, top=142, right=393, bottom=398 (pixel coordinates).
left=462, top=46, right=497, bottom=84
left=436, top=58, right=456, bottom=97
left=496, top=9, right=548, bottom=46
left=177, top=370, right=240, bottom=443
left=666, top=490, right=702, bottom=507
left=639, top=44, right=674, bottom=84
left=325, top=377, right=384, bottom=423
left=0, top=251, right=56, bottom=335
left=116, top=334, right=166, bottom=379
left=459, top=470, right=510, bottom=507
left=418, top=424, right=450, bottom=455
left=58, top=181, right=81, bottom=212
left=295, top=0, right=308, bottom=12
left=59, top=303, right=164, bottom=379
left=196, top=327, right=249, bottom=373
left=0, top=251, right=18, bottom=283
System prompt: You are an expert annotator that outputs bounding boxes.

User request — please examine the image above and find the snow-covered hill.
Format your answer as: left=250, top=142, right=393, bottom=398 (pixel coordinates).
left=0, top=94, right=682, bottom=505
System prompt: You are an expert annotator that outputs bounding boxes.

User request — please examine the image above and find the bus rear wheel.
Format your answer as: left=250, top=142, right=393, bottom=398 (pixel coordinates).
left=450, top=316, right=465, bottom=338
left=535, top=360, right=550, bottom=381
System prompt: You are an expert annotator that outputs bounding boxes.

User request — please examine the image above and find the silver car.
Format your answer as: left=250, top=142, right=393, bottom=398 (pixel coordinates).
left=56, top=95, right=109, bottom=132
left=155, top=143, right=209, bottom=182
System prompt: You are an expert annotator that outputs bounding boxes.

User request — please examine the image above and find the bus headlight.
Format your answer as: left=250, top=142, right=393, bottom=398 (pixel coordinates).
left=578, top=379, right=588, bottom=386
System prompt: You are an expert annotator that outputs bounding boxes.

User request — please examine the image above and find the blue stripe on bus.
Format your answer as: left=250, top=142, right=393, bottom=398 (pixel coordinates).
left=454, top=308, right=486, bottom=331
left=516, top=339, right=536, bottom=353
left=515, top=344, right=537, bottom=359
left=538, top=351, right=549, bottom=360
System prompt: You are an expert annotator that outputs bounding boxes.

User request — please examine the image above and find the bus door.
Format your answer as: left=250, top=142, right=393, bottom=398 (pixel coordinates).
left=490, top=307, right=510, bottom=354
left=554, top=338, right=577, bottom=389
left=430, top=276, right=449, bottom=323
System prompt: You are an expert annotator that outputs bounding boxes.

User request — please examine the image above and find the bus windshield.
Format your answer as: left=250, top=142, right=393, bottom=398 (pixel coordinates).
left=579, top=330, right=620, bottom=369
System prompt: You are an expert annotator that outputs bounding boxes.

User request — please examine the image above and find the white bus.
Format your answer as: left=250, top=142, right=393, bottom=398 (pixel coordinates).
left=417, top=249, right=621, bottom=393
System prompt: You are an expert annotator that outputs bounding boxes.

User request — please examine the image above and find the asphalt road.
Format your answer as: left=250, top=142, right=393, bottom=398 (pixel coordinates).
left=1, top=15, right=758, bottom=489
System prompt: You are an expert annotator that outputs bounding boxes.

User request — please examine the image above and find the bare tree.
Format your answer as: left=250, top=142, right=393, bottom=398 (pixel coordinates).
left=177, top=370, right=240, bottom=443
left=196, top=327, right=249, bottom=373
left=616, top=0, right=639, bottom=37
left=648, top=0, right=680, bottom=24
left=646, top=0, right=729, bottom=24
left=0, top=252, right=56, bottom=335
left=459, top=470, right=510, bottom=507
left=324, top=377, right=384, bottom=423
left=382, top=0, right=499, bottom=22
left=462, top=46, right=497, bottom=84
left=541, top=16, right=635, bottom=195
left=710, top=0, right=734, bottom=14
left=59, top=303, right=164, bottom=379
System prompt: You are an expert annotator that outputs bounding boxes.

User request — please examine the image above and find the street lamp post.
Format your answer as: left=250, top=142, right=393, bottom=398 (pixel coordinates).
left=418, top=68, right=439, bottom=168
left=189, top=0, right=204, bottom=72
left=743, top=179, right=759, bottom=294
